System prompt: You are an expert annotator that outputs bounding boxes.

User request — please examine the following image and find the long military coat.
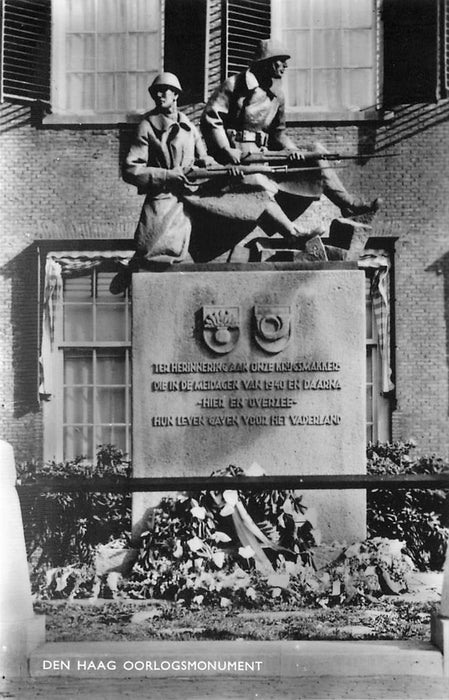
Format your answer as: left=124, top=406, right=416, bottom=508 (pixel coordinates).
left=125, top=109, right=208, bottom=263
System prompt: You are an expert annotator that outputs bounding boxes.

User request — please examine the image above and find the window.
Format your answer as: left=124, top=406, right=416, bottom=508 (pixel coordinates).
left=224, top=0, right=448, bottom=114
left=45, top=0, right=208, bottom=122
left=271, top=0, right=378, bottom=114
left=41, top=252, right=133, bottom=462
left=50, top=0, right=162, bottom=122
left=61, top=271, right=131, bottom=460
left=3, top=0, right=446, bottom=117
left=360, top=245, right=395, bottom=445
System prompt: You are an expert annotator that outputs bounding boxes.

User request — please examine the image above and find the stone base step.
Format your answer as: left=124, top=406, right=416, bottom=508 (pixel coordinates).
left=30, top=640, right=443, bottom=678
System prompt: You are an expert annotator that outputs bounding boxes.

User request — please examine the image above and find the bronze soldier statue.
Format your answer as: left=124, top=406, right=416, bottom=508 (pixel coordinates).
left=194, top=38, right=380, bottom=251
left=123, top=72, right=215, bottom=265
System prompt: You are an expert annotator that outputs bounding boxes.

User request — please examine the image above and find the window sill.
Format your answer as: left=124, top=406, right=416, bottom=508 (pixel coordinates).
left=42, top=111, right=144, bottom=126
left=285, top=108, right=395, bottom=125
left=42, top=108, right=395, bottom=127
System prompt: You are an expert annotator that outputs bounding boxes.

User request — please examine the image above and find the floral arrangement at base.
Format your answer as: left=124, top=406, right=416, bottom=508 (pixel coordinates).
left=32, top=463, right=415, bottom=609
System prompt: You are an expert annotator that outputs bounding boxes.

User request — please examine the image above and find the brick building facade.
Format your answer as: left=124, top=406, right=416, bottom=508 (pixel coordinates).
left=1, top=0, right=449, bottom=463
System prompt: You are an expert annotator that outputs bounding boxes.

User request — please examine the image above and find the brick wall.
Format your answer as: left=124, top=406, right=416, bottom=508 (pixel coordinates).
left=289, top=107, right=449, bottom=461
left=371, top=103, right=449, bottom=457
left=0, top=105, right=141, bottom=461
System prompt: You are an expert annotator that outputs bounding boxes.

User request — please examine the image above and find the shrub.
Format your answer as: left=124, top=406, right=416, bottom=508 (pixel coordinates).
left=19, top=441, right=449, bottom=603
left=17, top=445, right=131, bottom=571
left=366, top=441, right=449, bottom=571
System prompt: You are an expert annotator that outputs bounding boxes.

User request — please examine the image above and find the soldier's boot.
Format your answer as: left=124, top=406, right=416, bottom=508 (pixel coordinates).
left=258, top=203, right=328, bottom=259
left=320, top=162, right=382, bottom=218
left=258, top=203, right=321, bottom=246
left=324, top=184, right=382, bottom=219
left=340, top=197, right=382, bottom=219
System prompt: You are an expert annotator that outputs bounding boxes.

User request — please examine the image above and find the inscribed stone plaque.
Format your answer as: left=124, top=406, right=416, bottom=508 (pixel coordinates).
left=132, top=265, right=366, bottom=541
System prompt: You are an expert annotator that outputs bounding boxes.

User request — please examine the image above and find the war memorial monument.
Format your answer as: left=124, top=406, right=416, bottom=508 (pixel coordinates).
left=124, top=44, right=377, bottom=542
left=132, top=261, right=366, bottom=542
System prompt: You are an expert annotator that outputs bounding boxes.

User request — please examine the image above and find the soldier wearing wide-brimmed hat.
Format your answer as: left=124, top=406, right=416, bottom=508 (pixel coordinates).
left=198, top=37, right=380, bottom=236
left=201, top=38, right=296, bottom=168
left=123, top=72, right=214, bottom=265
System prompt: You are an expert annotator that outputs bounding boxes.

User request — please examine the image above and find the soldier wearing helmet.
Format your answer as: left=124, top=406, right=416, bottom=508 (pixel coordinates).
left=123, top=72, right=215, bottom=265
left=198, top=38, right=380, bottom=247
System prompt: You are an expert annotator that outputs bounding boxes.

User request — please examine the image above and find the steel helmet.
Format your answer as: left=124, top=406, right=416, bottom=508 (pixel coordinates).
left=251, top=38, right=290, bottom=63
left=149, top=72, right=182, bottom=96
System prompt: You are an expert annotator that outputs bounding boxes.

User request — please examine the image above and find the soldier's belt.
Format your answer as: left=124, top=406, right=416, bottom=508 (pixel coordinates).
left=228, top=129, right=268, bottom=146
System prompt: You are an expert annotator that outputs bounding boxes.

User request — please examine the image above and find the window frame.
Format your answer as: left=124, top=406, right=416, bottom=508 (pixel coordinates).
left=44, top=0, right=211, bottom=125
left=365, top=273, right=391, bottom=443
left=58, top=268, right=132, bottom=461
left=361, top=238, right=396, bottom=444
left=38, top=241, right=134, bottom=462
left=60, top=345, right=132, bottom=460
left=271, top=0, right=384, bottom=123
left=45, top=0, right=164, bottom=125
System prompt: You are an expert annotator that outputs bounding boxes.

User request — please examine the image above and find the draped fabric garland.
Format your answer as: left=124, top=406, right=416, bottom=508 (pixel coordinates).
left=359, top=249, right=394, bottom=394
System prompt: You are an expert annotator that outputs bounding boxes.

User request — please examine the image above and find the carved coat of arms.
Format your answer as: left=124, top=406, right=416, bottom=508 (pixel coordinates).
left=202, top=306, right=240, bottom=354
left=253, top=305, right=292, bottom=354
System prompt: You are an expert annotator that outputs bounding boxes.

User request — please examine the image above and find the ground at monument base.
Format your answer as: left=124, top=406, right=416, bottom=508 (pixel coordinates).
left=3, top=575, right=445, bottom=696
left=33, top=572, right=442, bottom=644
left=2, top=674, right=449, bottom=700
left=34, top=598, right=436, bottom=644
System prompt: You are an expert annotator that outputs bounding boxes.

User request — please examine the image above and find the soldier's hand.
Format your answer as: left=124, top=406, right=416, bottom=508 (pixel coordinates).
left=165, top=167, right=199, bottom=193
left=165, top=166, right=191, bottom=192
left=221, top=148, right=242, bottom=165
left=165, top=167, right=189, bottom=186
left=287, top=150, right=306, bottom=162
left=166, top=166, right=198, bottom=195
left=226, top=166, right=244, bottom=178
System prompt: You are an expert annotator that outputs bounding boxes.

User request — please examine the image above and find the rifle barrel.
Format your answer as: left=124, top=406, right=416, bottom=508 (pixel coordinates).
left=240, top=151, right=398, bottom=164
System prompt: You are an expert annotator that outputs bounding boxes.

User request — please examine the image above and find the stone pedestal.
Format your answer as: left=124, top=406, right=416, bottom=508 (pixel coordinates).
left=0, top=440, right=45, bottom=677
left=132, top=263, right=366, bottom=542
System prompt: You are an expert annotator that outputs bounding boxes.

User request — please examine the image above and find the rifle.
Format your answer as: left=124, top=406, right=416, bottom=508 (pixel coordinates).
left=185, top=162, right=339, bottom=183
left=186, top=149, right=396, bottom=182
left=239, top=150, right=397, bottom=165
